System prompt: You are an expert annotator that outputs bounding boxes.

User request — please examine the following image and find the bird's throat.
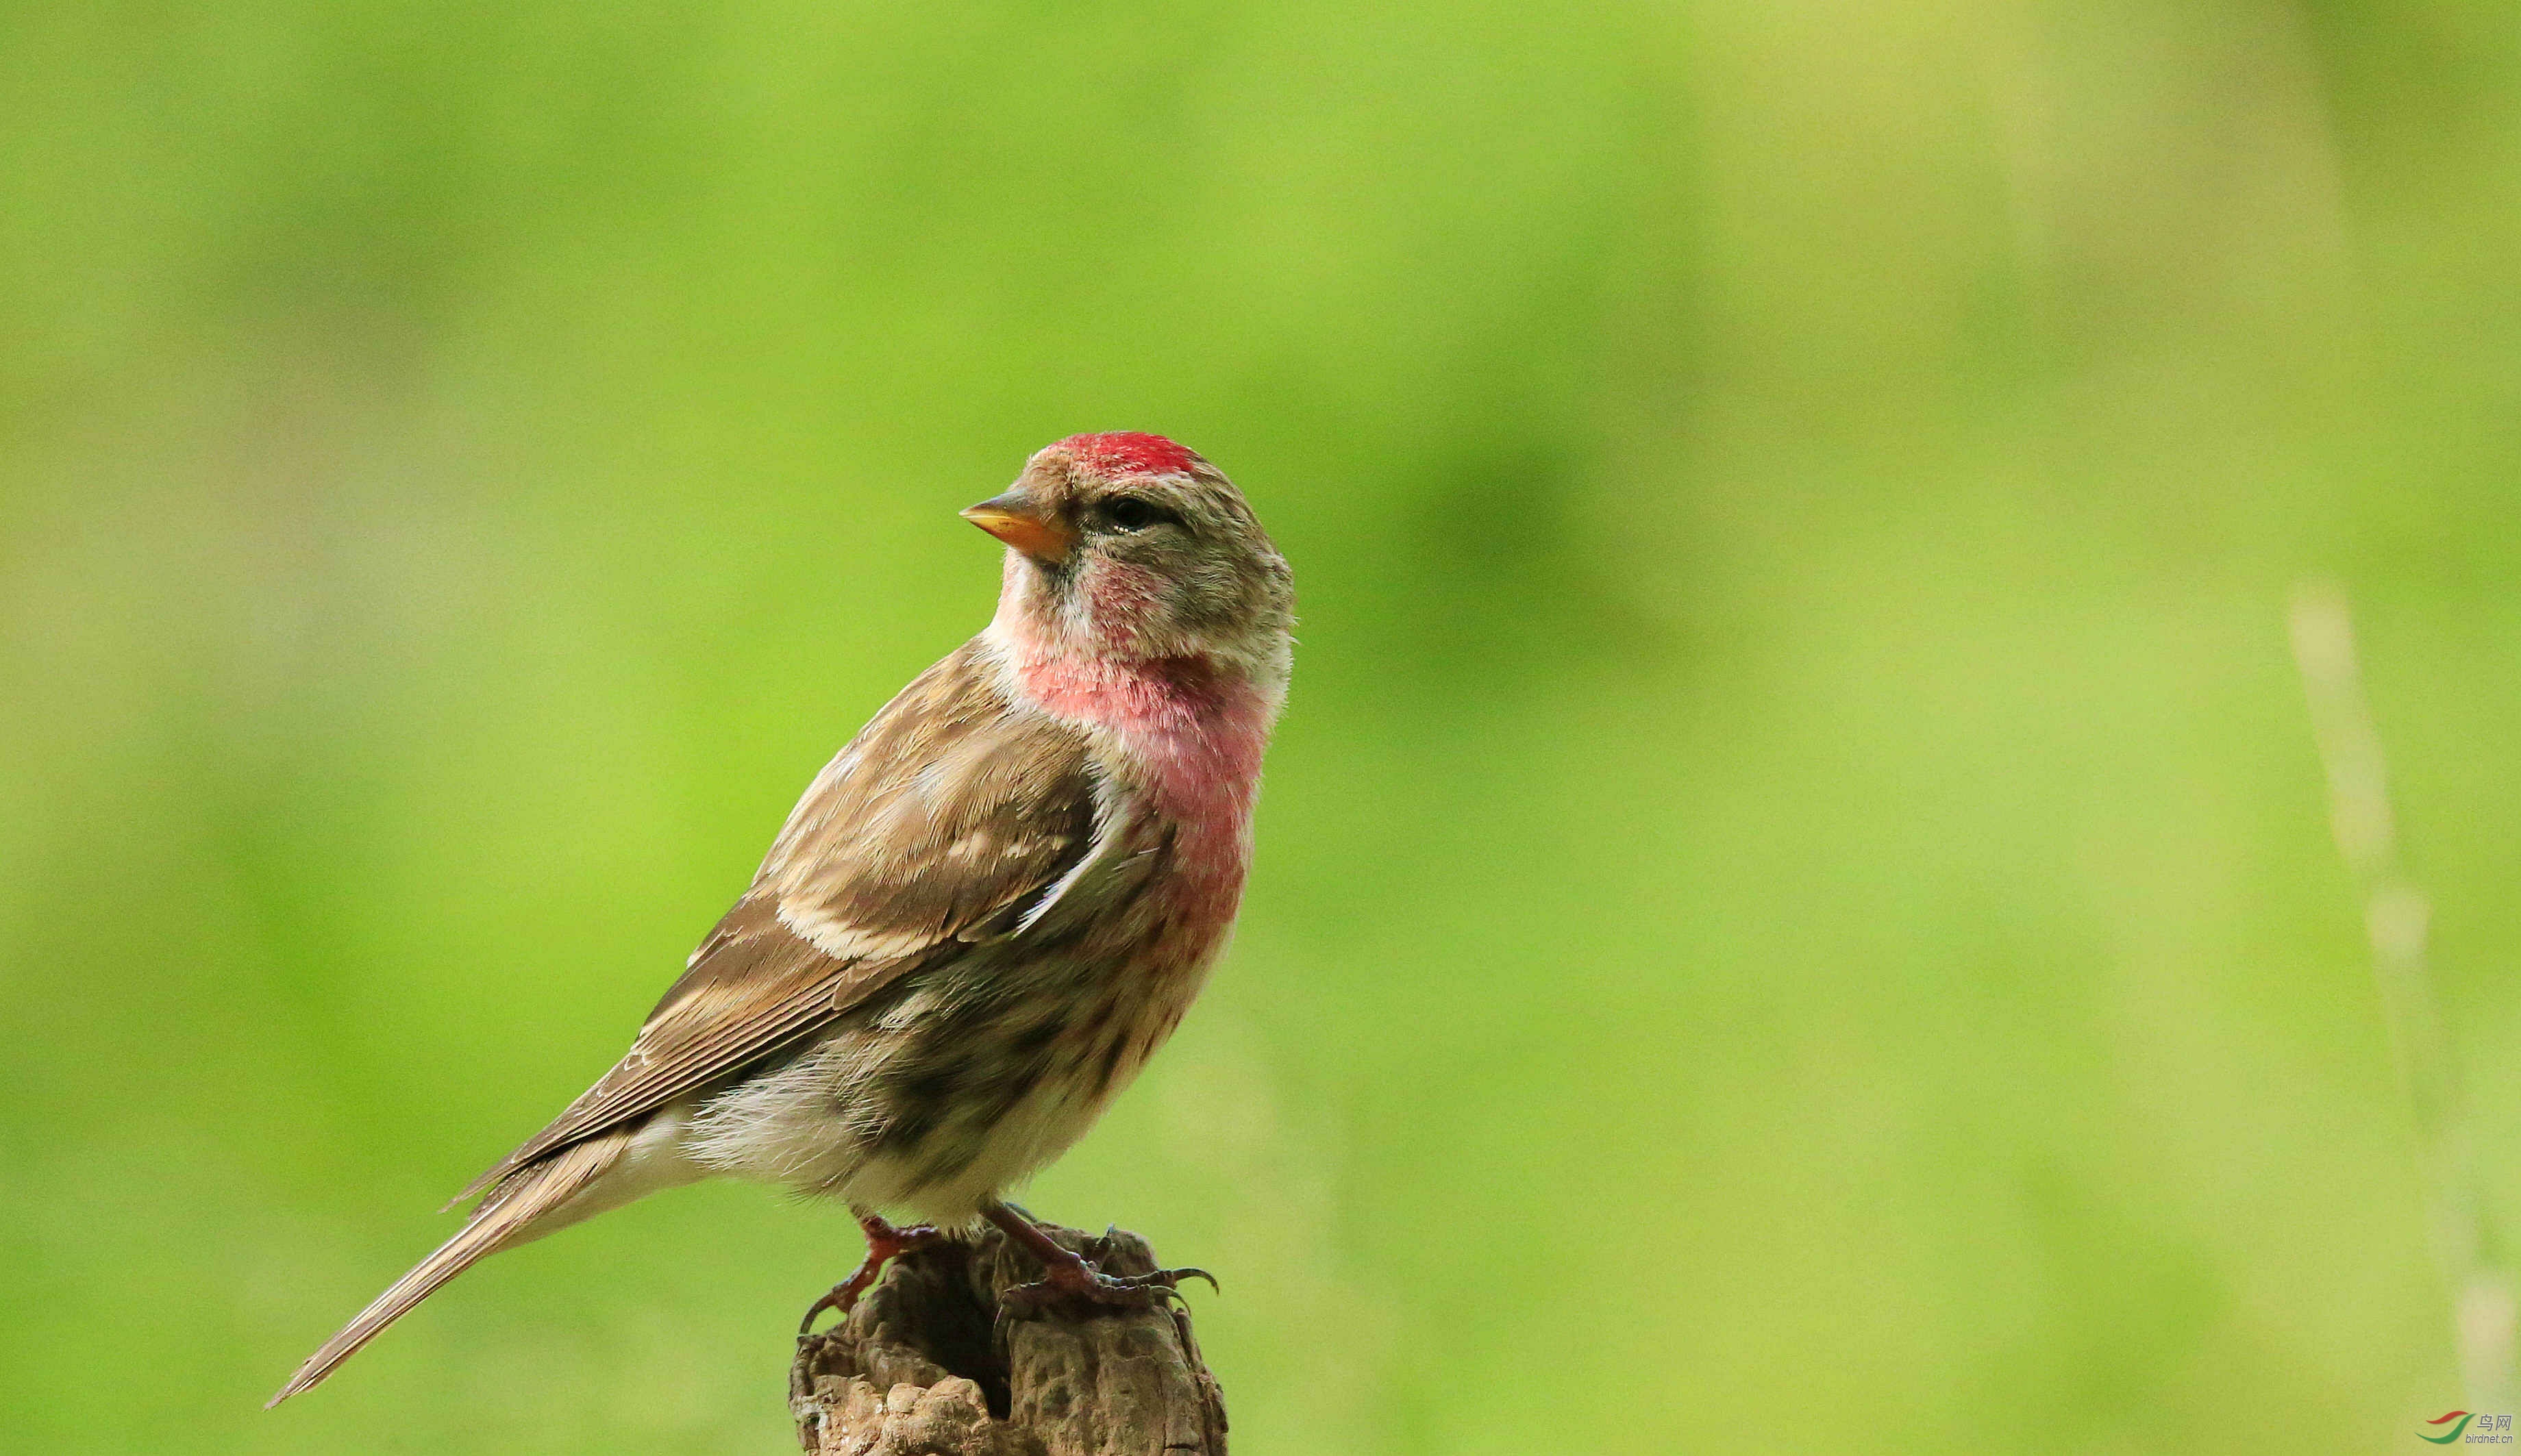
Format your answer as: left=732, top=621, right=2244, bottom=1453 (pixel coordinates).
left=992, top=636, right=1274, bottom=832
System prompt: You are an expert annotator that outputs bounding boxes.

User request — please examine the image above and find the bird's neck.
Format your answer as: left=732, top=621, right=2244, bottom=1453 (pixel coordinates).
left=984, top=625, right=1278, bottom=829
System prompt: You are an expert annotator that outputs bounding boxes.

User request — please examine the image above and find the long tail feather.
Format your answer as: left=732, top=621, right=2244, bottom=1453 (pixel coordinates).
left=267, top=1131, right=628, bottom=1407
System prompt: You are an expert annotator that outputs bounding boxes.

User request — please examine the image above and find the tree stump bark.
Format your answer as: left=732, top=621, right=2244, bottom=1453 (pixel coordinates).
left=790, top=1221, right=1228, bottom=1456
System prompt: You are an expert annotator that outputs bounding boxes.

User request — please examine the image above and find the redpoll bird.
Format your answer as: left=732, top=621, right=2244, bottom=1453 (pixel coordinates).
left=271, top=432, right=1293, bottom=1405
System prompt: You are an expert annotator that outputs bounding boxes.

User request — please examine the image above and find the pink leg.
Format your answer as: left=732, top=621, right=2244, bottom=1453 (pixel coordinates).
left=798, top=1209, right=943, bottom=1335
left=982, top=1199, right=1216, bottom=1316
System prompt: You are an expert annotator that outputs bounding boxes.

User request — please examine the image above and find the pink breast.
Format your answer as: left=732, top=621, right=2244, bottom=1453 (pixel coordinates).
left=1013, top=652, right=1271, bottom=936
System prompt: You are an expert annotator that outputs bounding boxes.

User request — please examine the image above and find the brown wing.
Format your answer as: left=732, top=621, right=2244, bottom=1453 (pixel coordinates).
left=452, top=639, right=1102, bottom=1202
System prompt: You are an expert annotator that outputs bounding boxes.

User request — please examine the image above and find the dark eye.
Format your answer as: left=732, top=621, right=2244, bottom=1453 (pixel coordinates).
left=1097, top=494, right=1180, bottom=533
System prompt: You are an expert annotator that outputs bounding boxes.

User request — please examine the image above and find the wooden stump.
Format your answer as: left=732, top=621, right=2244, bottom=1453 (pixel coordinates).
left=791, top=1221, right=1228, bottom=1456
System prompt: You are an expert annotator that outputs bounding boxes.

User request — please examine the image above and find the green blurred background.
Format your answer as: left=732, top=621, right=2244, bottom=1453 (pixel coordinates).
left=5, top=1, right=2519, bottom=1451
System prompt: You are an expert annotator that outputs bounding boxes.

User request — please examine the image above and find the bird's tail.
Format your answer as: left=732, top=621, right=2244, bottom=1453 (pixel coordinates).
left=266, top=1129, right=630, bottom=1407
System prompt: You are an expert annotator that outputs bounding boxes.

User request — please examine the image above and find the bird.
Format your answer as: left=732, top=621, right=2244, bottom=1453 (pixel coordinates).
left=269, top=431, right=1293, bottom=1405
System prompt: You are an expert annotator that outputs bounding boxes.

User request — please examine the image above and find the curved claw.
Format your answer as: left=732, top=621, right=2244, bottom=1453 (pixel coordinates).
left=1126, top=1265, right=1217, bottom=1306
left=798, top=1285, right=852, bottom=1338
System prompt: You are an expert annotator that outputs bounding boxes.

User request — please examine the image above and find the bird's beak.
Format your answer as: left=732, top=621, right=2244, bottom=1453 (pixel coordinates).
left=960, top=492, right=1076, bottom=564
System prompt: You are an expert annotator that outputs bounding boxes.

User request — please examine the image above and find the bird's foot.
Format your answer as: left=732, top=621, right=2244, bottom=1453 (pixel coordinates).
left=999, top=1257, right=1217, bottom=1318
left=799, top=1215, right=943, bottom=1336
left=982, top=1199, right=1216, bottom=1320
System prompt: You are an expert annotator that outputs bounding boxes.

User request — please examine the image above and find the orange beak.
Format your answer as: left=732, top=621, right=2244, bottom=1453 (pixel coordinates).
left=960, top=492, right=1076, bottom=563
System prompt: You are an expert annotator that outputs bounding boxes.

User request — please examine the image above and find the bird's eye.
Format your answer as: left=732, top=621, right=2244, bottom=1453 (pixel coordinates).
left=1097, top=494, right=1179, bottom=533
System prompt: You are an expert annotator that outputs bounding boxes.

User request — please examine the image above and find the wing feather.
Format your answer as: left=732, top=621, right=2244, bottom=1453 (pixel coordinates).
left=452, top=641, right=1100, bottom=1203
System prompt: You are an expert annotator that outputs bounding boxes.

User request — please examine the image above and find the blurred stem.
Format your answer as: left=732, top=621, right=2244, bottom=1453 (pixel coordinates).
left=2288, top=581, right=2511, bottom=1407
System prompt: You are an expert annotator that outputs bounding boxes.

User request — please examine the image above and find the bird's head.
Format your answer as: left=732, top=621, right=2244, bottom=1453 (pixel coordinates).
left=966, top=433, right=1293, bottom=688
